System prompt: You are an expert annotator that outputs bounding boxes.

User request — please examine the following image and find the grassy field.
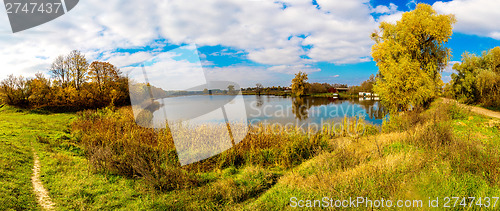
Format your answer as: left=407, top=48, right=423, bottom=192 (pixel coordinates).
left=1, top=98, right=499, bottom=210
left=0, top=106, right=75, bottom=210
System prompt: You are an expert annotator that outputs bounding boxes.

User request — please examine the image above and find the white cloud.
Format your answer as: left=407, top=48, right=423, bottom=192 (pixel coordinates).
left=205, top=66, right=289, bottom=87
left=443, top=61, right=460, bottom=73
left=102, top=51, right=154, bottom=68
left=372, top=3, right=398, bottom=14
left=126, top=46, right=205, bottom=91
left=0, top=0, right=399, bottom=81
left=377, top=11, right=404, bottom=24
left=406, top=0, right=417, bottom=10
left=433, top=0, right=500, bottom=40
left=248, top=47, right=303, bottom=65
left=267, top=64, right=320, bottom=74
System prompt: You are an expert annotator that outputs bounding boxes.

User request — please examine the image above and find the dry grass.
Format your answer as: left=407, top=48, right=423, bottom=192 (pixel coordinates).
left=66, top=98, right=500, bottom=209
left=71, top=106, right=369, bottom=191
left=245, top=98, right=500, bottom=209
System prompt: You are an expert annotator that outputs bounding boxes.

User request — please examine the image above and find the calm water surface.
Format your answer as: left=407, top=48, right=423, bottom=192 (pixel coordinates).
left=149, top=95, right=388, bottom=127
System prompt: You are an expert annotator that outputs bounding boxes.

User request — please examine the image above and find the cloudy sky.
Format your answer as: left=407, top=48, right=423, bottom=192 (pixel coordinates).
left=1, top=0, right=500, bottom=87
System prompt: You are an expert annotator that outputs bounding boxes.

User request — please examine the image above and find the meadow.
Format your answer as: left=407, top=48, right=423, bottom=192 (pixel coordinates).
left=1, top=97, right=499, bottom=210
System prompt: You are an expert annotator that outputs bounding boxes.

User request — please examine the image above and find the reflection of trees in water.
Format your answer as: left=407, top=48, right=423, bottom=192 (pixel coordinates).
left=292, top=97, right=309, bottom=120
left=136, top=100, right=163, bottom=127
left=290, top=96, right=388, bottom=120
left=255, top=95, right=264, bottom=107
left=292, top=97, right=340, bottom=120
left=369, top=105, right=388, bottom=119
left=353, top=99, right=389, bottom=119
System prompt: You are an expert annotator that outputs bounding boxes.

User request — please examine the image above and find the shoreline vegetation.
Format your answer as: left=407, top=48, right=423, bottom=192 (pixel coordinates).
left=1, top=3, right=500, bottom=210
left=241, top=90, right=361, bottom=99
left=1, top=98, right=499, bottom=209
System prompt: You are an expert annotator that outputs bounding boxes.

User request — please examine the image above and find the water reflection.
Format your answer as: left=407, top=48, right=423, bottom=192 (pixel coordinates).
left=292, top=96, right=308, bottom=121
left=246, top=95, right=388, bottom=125
left=255, top=95, right=264, bottom=107
left=137, top=95, right=389, bottom=129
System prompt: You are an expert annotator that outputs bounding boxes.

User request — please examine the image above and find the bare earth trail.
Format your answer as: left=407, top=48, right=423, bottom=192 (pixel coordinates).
left=442, top=98, right=500, bottom=119
left=31, top=151, right=55, bottom=210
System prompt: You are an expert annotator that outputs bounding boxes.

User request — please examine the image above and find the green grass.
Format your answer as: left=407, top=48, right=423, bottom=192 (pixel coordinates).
left=1, top=98, right=500, bottom=210
left=0, top=106, right=74, bottom=210
left=309, top=93, right=339, bottom=97
left=243, top=99, right=500, bottom=209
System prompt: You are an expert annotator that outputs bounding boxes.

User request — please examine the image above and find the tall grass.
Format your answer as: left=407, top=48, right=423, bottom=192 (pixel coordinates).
left=71, top=106, right=375, bottom=192
left=244, top=98, right=500, bottom=209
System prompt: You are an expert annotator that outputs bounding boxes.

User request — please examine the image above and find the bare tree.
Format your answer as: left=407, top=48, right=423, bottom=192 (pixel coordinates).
left=256, top=83, right=263, bottom=95
left=50, top=55, right=69, bottom=87
left=67, top=50, right=89, bottom=90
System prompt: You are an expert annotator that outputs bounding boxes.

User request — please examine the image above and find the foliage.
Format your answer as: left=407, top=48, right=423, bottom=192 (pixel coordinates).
left=291, top=71, right=309, bottom=96
left=0, top=74, right=31, bottom=107
left=0, top=50, right=130, bottom=110
left=348, top=74, right=376, bottom=95
left=255, top=83, right=263, bottom=95
left=449, top=47, right=500, bottom=107
left=4, top=97, right=500, bottom=209
left=371, top=4, right=456, bottom=112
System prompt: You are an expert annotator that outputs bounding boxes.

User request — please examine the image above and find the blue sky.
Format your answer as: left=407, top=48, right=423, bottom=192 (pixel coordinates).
left=1, top=0, right=500, bottom=87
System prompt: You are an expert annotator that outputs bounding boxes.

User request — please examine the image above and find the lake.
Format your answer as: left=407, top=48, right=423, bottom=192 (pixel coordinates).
left=135, top=94, right=388, bottom=165
left=244, top=95, right=387, bottom=126
left=139, top=95, right=388, bottom=129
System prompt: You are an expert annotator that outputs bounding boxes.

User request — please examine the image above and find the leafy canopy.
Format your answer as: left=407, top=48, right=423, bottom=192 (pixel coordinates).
left=449, top=47, right=500, bottom=106
left=291, top=71, right=309, bottom=96
left=371, top=3, right=456, bottom=112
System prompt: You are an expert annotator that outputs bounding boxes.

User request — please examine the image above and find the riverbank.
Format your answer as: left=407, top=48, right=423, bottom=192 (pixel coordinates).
left=1, top=98, right=499, bottom=209
left=241, top=91, right=359, bottom=99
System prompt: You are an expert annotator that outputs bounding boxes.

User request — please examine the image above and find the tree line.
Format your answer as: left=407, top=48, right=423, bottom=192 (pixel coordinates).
left=0, top=50, right=129, bottom=110
left=445, top=47, right=500, bottom=107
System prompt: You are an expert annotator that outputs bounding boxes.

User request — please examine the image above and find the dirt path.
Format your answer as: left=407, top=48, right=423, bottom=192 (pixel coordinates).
left=442, top=98, right=500, bottom=119
left=32, top=151, right=55, bottom=210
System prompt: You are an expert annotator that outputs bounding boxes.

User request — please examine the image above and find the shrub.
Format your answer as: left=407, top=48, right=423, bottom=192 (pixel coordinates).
left=72, top=107, right=333, bottom=191
left=72, top=107, right=200, bottom=191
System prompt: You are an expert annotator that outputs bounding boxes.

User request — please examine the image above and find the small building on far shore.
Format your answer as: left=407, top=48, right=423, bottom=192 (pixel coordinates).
left=359, top=92, right=372, bottom=97
left=358, top=92, right=379, bottom=97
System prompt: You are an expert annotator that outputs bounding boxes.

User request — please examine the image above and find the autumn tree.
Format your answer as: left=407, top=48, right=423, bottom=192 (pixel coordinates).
left=291, top=71, right=309, bottom=96
left=0, top=74, right=31, bottom=106
left=371, top=4, right=456, bottom=111
left=450, top=47, right=500, bottom=107
left=255, top=83, right=263, bottom=95
left=227, top=84, right=235, bottom=94
left=67, top=50, right=89, bottom=90
left=308, top=82, right=327, bottom=94
left=88, top=61, right=121, bottom=92
left=360, top=74, right=375, bottom=92
left=50, top=55, right=70, bottom=87
left=29, top=72, right=52, bottom=107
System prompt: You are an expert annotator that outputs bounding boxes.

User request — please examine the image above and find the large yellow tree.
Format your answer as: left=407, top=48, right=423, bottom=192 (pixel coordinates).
left=371, top=4, right=456, bottom=112
left=291, top=71, right=309, bottom=96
